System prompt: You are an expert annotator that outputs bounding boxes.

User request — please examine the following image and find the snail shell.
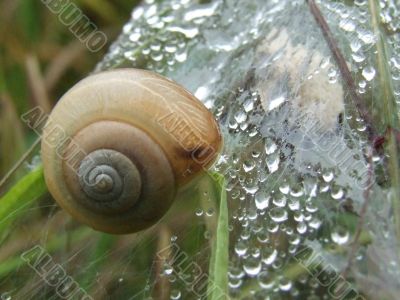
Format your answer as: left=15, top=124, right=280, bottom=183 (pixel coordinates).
left=41, top=69, right=221, bottom=234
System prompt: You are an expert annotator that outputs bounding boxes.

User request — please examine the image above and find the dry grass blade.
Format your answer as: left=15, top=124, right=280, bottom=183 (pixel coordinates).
left=153, top=226, right=172, bottom=300
left=306, top=0, right=374, bottom=137
left=25, top=54, right=52, bottom=113
left=44, top=41, right=87, bottom=92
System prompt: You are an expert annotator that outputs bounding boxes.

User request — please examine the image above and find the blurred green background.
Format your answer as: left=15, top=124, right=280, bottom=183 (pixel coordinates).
left=0, top=0, right=140, bottom=182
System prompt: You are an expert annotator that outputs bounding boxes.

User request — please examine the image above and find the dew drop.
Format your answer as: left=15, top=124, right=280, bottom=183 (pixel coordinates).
left=269, top=207, right=288, bottom=223
left=262, top=247, right=278, bottom=265
left=234, top=110, right=247, bottom=123
left=170, top=289, right=181, bottom=299
left=339, top=19, right=356, bottom=32
left=174, top=50, right=188, bottom=63
left=243, top=256, right=262, bottom=276
left=255, top=191, right=270, bottom=210
left=279, top=277, right=292, bottom=291
left=268, top=96, right=286, bottom=111
left=258, top=271, right=274, bottom=289
left=331, top=227, right=350, bottom=245
left=362, top=66, right=376, bottom=81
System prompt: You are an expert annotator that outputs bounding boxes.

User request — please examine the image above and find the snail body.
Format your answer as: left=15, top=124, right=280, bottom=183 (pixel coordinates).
left=41, top=69, right=221, bottom=234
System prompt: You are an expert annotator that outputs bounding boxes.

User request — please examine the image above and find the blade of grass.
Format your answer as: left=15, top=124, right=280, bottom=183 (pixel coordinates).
left=368, top=0, right=400, bottom=245
left=0, top=92, right=26, bottom=182
left=25, top=54, right=52, bottom=113
left=208, top=172, right=229, bottom=300
left=0, top=166, right=46, bottom=238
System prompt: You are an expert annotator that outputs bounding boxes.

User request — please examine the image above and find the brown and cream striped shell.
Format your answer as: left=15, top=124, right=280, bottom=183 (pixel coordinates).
left=41, top=68, right=222, bottom=234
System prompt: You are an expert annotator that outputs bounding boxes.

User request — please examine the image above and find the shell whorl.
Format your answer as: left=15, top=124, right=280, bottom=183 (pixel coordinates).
left=77, top=149, right=142, bottom=213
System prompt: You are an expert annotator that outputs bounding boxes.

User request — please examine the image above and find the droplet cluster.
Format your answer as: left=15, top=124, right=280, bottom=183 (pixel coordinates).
left=321, top=0, right=400, bottom=115
left=94, top=0, right=399, bottom=298
left=96, top=0, right=219, bottom=74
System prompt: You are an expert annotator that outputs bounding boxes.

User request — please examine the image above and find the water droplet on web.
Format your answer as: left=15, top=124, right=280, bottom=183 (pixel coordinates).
left=183, top=2, right=219, bottom=22
left=243, top=256, right=262, bottom=276
left=359, top=80, right=367, bottom=88
left=243, top=159, right=256, bottom=172
left=269, top=207, right=288, bottom=222
left=243, top=98, right=255, bottom=112
left=205, top=207, right=214, bottom=217
left=1, top=293, right=12, bottom=300
left=268, top=96, right=286, bottom=111
left=331, top=186, right=344, bottom=200
left=272, top=195, right=287, bottom=207
left=288, top=198, right=300, bottom=211
left=228, top=277, right=242, bottom=289
left=204, top=230, right=212, bottom=239
left=265, top=138, right=278, bottom=155
left=350, top=39, right=362, bottom=52
left=235, top=240, right=247, bottom=256
left=331, top=227, right=350, bottom=245
left=234, top=110, right=247, bottom=123
left=255, top=191, right=270, bottom=210
left=266, top=153, right=280, bottom=173
left=129, top=32, right=141, bottom=42
left=339, top=18, right=356, bottom=32
left=170, top=289, right=181, bottom=299
left=391, top=57, right=400, bottom=70
left=322, top=170, right=334, bottom=182
left=362, top=66, right=376, bottom=81
left=163, top=263, right=174, bottom=275
left=354, top=0, right=367, bottom=6
left=174, top=50, right=188, bottom=63
left=309, top=217, right=322, bottom=229
left=279, top=277, right=292, bottom=291
left=352, top=51, right=366, bottom=63
left=358, top=28, right=375, bottom=44
left=262, top=247, right=278, bottom=265
left=279, top=183, right=290, bottom=194
left=297, top=222, right=307, bottom=234
left=167, top=26, right=199, bottom=38
left=258, top=271, right=274, bottom=289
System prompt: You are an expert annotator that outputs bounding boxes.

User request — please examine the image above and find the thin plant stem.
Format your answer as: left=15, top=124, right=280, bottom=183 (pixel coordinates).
left=306, top=0, right=374, bottom=137
left=307, top=0, right=400, bottom=279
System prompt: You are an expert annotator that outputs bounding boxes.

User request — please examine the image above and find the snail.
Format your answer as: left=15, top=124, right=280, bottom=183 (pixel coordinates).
left=41, top=68, right=222, bottom=234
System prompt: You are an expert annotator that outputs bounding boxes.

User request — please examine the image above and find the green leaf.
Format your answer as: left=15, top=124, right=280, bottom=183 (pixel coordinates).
left=0, top=166, right=47, bottom=238
left=208, top=172, right=229, bottom=300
